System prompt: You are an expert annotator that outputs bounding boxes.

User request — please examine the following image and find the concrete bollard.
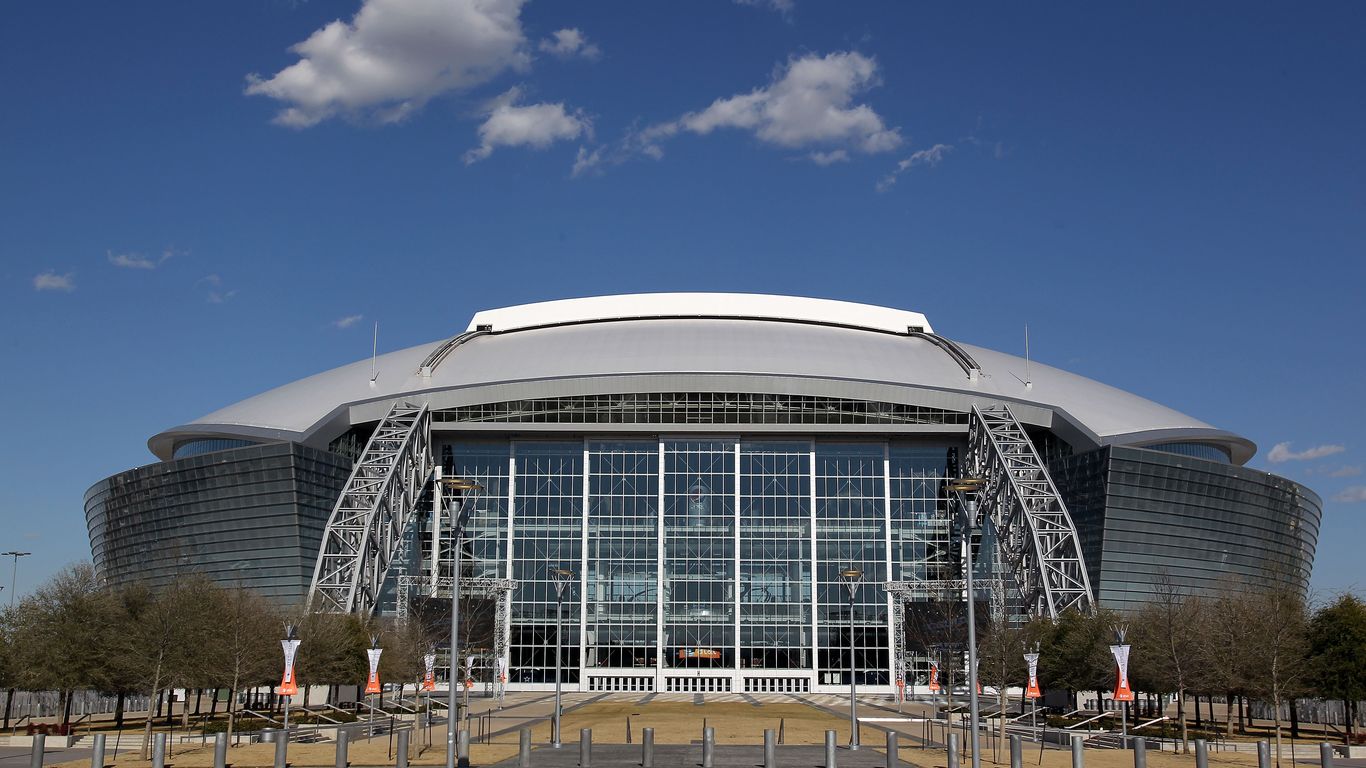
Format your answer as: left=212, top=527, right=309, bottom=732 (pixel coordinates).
left=1195, top=740, right=1208, bottom=768
left=1257, top=741, right=1270, bottom=768
left=764, top=729, right=776, bottom=768
left=1320, top=743, right=1334, bottom=768
left=396, top=729, right=410, bottom=768
left=1071, top=735, right=1083, bottom=768
left=825, top=730, right=837, bottom=768
left=887, top=731, right=899, bottom=768
left=275, top=730, right=288, bottom=768
left=1133, top=737, right=1146, bottom=768
left=213, top=732, right=227, bottom=768
left=1010, top=734, right=1021, bottom=768
left=90, top=733, right=107, bottom=768
left=702, top=727, right=715, bottom=768
left=643, top=727, right=655, bottom=768
left=948, top=732, right=959, bottom=768
left=519, top=728, right=532, bottom=768
left=457, top=730, right=470, bottom=768
left=30, top=733, right=45, bottom=768
left=152, top=733, right=167, bottom=768
left=579, top=728, right=592, bottom=768
left=336, top=729, right=350, bottom=768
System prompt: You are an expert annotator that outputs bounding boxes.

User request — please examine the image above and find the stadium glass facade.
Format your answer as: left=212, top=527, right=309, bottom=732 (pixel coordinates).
left=433, top=436, right=956, bottom=693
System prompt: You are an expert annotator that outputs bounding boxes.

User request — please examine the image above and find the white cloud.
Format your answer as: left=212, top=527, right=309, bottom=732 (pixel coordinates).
left=808, top=150, right=849, bottom=166
left=198, top=273, right=222, bottom=286
left=464, top=87, right=590, bottom=163
left=637, top=52, right=900, bottom=160
left=877, top=143, right=953, bottom=191
left=1267, top=442, right=1346, bottom=463
left=333, top=314, right=365, bottom=329
left=1328, top=465, right=1363, bottom=478
left=207, top=289, right=238, bottom=304
left=245, top=0, right=531, bottom=128
left=1333, top=486, right=1366, bottom=503
left=572, top=145, right=604, bottom=177
left=108, top=251, right=156, bottom=270
left=33, top=271, right=75, bottom=292
left=538, top=28, right=599, bottom=60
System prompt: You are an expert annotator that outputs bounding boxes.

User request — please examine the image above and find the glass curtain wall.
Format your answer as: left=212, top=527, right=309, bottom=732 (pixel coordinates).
left=815, top=443, right=889, bottom=686
left=585, top=441, right=659, bottom=669
left=888, top=445, right=952, bottom=685
left=508, top=442, right=583, bottom=683
left=662, top=440, right=736, bottom=669
left=739, top=442, right=812, bottom=670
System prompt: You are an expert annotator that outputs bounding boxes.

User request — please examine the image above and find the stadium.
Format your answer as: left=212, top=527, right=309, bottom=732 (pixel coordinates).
left=84, top=293, right=1321, bottom=696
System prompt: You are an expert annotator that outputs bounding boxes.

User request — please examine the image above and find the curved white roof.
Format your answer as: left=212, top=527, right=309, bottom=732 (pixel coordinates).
left=150, top=293, right=1254, bottom=463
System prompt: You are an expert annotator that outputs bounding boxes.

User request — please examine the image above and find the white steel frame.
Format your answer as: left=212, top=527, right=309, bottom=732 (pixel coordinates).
left=965, top=404, right=1094, bottom=617
left=308, top=401, right=434, bottom=615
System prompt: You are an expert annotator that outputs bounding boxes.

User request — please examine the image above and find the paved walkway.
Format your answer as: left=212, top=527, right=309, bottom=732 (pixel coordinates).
left=486, top=743, right=900, bottom=768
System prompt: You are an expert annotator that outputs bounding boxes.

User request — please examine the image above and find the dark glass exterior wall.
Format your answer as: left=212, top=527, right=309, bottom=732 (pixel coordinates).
left=84, top=443, right=353, bottom=605
left=1050, top=445, right=1321, bottom=612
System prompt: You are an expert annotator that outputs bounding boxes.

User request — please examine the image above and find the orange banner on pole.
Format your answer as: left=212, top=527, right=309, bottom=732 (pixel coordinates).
left=279, top=638, right=300, bottom=696
left=928, top=663, right=940, bottom=693
left=1110, top=643, right=1134, bottom=702
left=365, top=647, right=383, bottom=695
left=1024, top=651, right=1041, bottom=700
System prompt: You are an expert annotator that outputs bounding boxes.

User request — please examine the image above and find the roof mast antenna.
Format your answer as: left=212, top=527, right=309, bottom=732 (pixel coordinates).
left=369, top=322, right=379, bottom=385
left=1024, top=324, right=1033, bottom=390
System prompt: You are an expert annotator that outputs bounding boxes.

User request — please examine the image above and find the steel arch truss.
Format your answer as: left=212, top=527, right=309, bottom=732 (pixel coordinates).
left=965, top=404, right=1094, bottom=618
left=308, top=401, right=434, bottom=615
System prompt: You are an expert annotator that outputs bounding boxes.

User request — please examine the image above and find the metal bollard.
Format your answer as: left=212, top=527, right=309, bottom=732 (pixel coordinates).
left=1195, top=740, right=1208, bottom=768
left=213, top=732, right=227, bottom=768
left=519, top=728, right=532, bottom=768
left=396, top=728, right=410, bottom=768
left=336, top=729, right=350, bottom=768
left=825, top=730, right=837, bottom=768
left=1010, top=734, right=1021, bottom=768
left=888, top=731, right=899, bottom=768
left=948, top=732, right=959, bottom=768
left=30, top=733, right=45, bottom=768
left=90, top=733, right=106, bottom=768
left=1071, top=735, right=1084, bottom=768
left=580, top=728, right=592, bottom=768
left=643, top=727, right=655, bottom=768
left=275, top=730, right=288, bottom=768
left=764, top=729, right=776, bottom=768
left=1133, top=737, right=1146, bottom=768
left=457, top=730, right=470, bottom=768
left=152, top=733, right=167, bottom=768
left=1257, top=741, right=1270, bottom=768
left=703, top=726, right=715, bottom=768
left=1320, top=743, right=1334, bottom=768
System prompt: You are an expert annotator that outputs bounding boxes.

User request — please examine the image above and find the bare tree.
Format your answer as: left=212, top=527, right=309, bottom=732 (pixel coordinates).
left=204, top=585, right=276, bottom=744
left=1194, top=582, right=1256, bottom=738
left=1131, top=572, right=1203, bottom=752
left=1244, top=588, right=1309, bottom=768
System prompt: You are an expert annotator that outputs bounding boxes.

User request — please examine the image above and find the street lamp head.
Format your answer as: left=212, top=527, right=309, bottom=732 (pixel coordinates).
left=441, top=478, right=483, bottom=492
left=550, top=567, right=575, bottom=579
left=284, top=623, right=298, bottom=640
left=370, top=633, right=382, bottom=649
left=2, top=551, right=31, bottom=558
left=840, top=568, right=863, bottom=581
left=948, top=477, right=984, bottom=493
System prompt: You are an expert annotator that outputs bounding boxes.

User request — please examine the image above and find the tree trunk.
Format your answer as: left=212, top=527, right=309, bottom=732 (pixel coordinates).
left=2, top=688, right=13, bottom=730
left=209, top=690, right=218, bottom=718
left=1289, top=699, right=1299, bottom=740
left=1226, top=693, right=1235, bottom=739
left=114, top=693, right=125, bottom=729
left=62, top=689, right=73, bottom=727
left=143, top=665, right=163, bottom=760
left=1178, top=687, right=1189, bottom=753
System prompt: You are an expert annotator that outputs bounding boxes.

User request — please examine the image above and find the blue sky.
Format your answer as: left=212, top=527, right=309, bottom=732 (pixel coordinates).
left=2, top=1, right=1363, bottom=602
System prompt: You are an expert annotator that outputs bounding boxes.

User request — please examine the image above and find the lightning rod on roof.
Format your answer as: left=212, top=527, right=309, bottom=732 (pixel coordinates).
left=370, top=322, right=379, bottom=385
left=1024, top=324, right=1033, bottom=390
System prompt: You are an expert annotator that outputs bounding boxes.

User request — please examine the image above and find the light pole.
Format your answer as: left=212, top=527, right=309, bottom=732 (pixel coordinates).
left=949, top=477, right=984, bottom=768
left=280, top=624, right=300, bottom=738
left=442, top=476, right=481, bottom=768
left=549, top=567, right=575, bottom=749
left=839, top=568, right=864, bottom=750
left=1110, top=627, right=1132, bottom=750
left=3, top=552, right=30, bottom=608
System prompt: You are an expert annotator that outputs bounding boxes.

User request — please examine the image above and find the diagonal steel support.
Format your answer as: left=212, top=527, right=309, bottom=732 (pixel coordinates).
left=965, top=404, right=1094, bottom=617
left=308, top=401, right=434, bottom=615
